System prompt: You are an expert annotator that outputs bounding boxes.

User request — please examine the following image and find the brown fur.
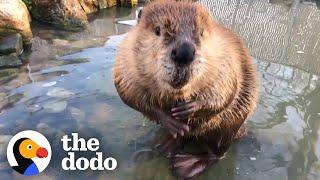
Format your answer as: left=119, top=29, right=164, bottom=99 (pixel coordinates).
left=113, top=0, right=259, bottom=151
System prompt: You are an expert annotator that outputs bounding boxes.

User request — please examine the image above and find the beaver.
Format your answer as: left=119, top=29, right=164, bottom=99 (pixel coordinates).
left=113, top=0, right=259, bottom=178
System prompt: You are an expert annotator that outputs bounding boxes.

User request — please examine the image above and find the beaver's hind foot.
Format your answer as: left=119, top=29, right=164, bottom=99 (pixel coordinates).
left=154, top=134, right=183, bottom=158
left=171, top=153, right=219, bottom=179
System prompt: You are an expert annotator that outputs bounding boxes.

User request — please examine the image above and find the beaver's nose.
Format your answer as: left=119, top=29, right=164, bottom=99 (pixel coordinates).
left=171, top=42, right=195, bottom=65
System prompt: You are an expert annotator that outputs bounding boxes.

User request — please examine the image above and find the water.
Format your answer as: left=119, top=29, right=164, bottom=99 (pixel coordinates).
left=0, top=1, right=320, bottom=179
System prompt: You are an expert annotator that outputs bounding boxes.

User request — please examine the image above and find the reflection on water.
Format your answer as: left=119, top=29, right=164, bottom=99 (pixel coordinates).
left=270, top=0, right=320, bottom=9
left=0, top=1, right=320, bottom=180
left=199, top=0, right=320, bottom=74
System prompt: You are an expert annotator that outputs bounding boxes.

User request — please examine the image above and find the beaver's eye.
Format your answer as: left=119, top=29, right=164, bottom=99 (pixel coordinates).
left=27, top=145, right=32, bottom=150
left=155, top=26, right=161, bottom=36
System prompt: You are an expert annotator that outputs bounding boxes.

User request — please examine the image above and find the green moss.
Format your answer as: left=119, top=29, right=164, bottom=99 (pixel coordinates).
left=22, top=0, right=32, bottom=10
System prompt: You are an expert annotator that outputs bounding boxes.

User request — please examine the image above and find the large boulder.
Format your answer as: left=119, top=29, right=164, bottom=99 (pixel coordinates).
left=31, top=0, right=88, bottom=31
left=119, top=0, right=137, bottom=7
left=98, top=0, right=117, bottom=9
left=78, top=0, right=99, bottom=14
left=78, top=0, right=117, bottom=14
left=0, top=0, right=33, bottom=44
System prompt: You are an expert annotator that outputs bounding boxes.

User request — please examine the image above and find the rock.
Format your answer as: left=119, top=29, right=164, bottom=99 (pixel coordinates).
left=0, top=53, right=22, bottom=67
left=120, top=0, right=138, bottom=7
left=36, top=122, right=55, bottom=135
left=119, top=0, right=138, bottom=7
left=43, top=100, right=67, bottom=113
left=0, top=135, right=13, bottom=157
left=78, top=0, right=99, bottom=14
left=26, top=104, right=42, bottom=113
left=69, top=107, right=86, bottom=122
left=0, top=92, right=7, bottom=112
left=46, top=87, right=74, bottom=98
left=98, top=0, right=117, bottom=9
left=0, top=33, right=23, bottom=55
left=0, top=67, right=20, bottom=83
left=77, top=0, right=117, bottom=14
left=5, top=93, right=24, bottom=107
left=87, top=102, right=112, bottom=123
left=0, top=162, right=10, bottom=171
left=31, top=0, right=88, bottom=31
left=0, top=0, right=33, bottom=43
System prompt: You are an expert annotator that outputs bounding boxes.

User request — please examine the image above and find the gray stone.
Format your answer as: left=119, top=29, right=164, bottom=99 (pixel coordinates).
left=26, top=104, right=42, bottom=113
left=0, top=33, right=23, bottom=55
left=0, top=162, right=10, bottom=171
left=0, top=53, right=22, bottom=67
left=46, top=87, right=74, bottom=98
left=36, top=122, right=55, bottom=135
left=0, top=92, right=8, bottom=112
left=43, top=100, right=67, bottom=113
left=69, top=107, right=86, bottom=122
left=0, top=135, right=13, bottom=158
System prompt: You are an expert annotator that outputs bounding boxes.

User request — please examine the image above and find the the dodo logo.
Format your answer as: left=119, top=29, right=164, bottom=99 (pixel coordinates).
left=7, top=130, right=52, bottom=176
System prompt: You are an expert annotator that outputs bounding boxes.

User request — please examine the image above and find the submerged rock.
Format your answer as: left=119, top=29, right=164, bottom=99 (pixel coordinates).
left=0, top=162, right=10, bottom=171
left=0, top=135, right=13, bottom=157
left=0, top=0, right=32, bottom=43
left=43, top=100, right=67, bottom=113
left=87, top=102, right=112, bottom=123
left=31, top=0, right=88, bottom=31
left=26, top=104, right=42, bottom=114
left=69, top=107, right=86, bottom=122
left=0, top=92, right=7, bottom=111
left=46, top=87, right=74, bottom=98
left=0, top=69, right=20, bottom=86
left=36, top=122, right=55, bottom=136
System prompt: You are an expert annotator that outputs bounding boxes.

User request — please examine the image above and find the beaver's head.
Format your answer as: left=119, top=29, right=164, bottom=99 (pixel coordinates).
left=135, top=0, right=215, bottom=91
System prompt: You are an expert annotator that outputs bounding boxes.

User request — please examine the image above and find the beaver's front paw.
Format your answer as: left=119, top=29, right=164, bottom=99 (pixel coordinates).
left=156, top=109, right=190, bottom=138
left=171, top=101, right=200, bottom=120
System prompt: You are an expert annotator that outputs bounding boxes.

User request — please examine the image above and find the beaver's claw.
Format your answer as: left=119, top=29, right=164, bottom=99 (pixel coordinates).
left=171, top=101, right=200, bottom=120
left=157, top=109, right=190, bottom=138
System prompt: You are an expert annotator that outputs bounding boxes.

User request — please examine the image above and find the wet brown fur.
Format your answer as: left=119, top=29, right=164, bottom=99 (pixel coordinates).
left=113, top=0, right=259, bottom=155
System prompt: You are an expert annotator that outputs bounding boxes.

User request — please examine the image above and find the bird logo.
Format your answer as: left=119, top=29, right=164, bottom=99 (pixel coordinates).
left=7, top=130, right=51, bottom=176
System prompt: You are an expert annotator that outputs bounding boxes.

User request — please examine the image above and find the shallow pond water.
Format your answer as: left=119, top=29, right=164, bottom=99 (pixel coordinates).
left=0, top=1, right=320, bottom=180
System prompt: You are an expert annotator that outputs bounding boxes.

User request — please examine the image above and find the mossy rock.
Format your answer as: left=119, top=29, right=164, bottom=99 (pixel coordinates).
left=0, top=0, right=33, bottom=43
left=119, top=0, right=138, bottom=7
left=31, top=0, right=88, bottom=31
